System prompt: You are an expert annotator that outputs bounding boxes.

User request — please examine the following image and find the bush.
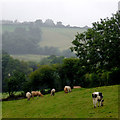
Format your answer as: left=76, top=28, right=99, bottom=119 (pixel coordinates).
left=101, top=71, right=111, bottom=86
left=109, top=68, right=120, bottom=85
left=83, top=68, right=120, bottom=88
left=84, top=73, right=100, bottom=88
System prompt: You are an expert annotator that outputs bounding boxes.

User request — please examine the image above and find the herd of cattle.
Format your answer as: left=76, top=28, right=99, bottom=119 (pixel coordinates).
left=26, top=86, right=104, bottom=108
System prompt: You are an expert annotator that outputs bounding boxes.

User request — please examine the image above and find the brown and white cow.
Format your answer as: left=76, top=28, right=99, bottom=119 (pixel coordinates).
left=31, top=91, right=43, bottom=99
left=64, top=86, right=71, bottom=93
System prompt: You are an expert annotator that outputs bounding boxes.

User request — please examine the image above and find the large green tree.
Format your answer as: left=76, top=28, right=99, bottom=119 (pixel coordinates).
left=62, top=58, right=80, bottom=88
left=70, top=13, right=120, bottom=70
left=5, top=70, right=26, bottom=96
left=2, top=51, right=32, bottom=92
left=29, top=65, right=57, bottom=90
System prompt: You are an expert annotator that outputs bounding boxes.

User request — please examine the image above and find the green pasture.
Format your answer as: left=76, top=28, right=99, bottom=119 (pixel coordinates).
left=2, top=85, right=119, bottom=118
left=40, top=27, right=86, bottom=50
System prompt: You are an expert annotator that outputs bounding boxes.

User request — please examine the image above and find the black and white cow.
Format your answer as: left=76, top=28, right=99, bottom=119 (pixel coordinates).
left=92, top=92, right=104, bottom=108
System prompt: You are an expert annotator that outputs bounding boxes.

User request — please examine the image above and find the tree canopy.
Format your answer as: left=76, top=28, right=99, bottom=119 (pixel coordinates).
left=70, top=13, right=120, bottom=70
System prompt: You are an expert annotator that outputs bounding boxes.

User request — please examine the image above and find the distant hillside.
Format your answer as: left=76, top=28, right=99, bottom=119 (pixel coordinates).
left=1, top=23, right=87, bottom=57
left=40, top=27, right=86, bottom=50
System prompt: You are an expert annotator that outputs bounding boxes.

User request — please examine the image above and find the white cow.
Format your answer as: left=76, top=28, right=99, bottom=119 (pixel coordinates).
left=51, top=88, right=55, bottom=96
left=92, top=92, right=104, bottom=108
left=26, top=92, right=31, bottom=101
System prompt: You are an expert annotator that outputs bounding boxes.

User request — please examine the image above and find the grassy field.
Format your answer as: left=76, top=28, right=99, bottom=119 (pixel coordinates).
left=40, top=27, right=86, bottom=50
left=11, top=54, right=48, bottom=62
left=2, top=85, right=119, bottom=118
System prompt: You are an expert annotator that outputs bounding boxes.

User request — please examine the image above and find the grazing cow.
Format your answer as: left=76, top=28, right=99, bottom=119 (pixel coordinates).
left=64, top=86, right=71, bottom=93
left=26, top=92, right=31, bottom=101
left=31, top=91, right=43, bottom=99
left=92, top=92, right=104, bottom=108
left=73, top=86, right=81, bottom=89
left=51, top=88, right=55, bottom=96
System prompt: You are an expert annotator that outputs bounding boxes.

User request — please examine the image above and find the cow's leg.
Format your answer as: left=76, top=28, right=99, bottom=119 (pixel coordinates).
left=28, top=97, right=31, bottom=101
left=100, top=100, right=103, bottom=106
left=93, top=99, right=96, bottom=108
left=37, top=95, right=39, bottom=99
left=68, top=89, right=69, bottom=93
left=98, top=99, right=101, bottom=107
left=98, top=101, right=100, bottom=107
left=94, top=98, right=97, bottom=108
left=32, top=95, right=34, bottom=99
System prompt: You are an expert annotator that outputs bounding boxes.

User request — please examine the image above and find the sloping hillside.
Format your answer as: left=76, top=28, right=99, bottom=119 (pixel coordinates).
left=40, top=27, right=86, bottom=50
left=2, top=24, right=87, bottom=52
left=2, top=85, right=119, bottom=118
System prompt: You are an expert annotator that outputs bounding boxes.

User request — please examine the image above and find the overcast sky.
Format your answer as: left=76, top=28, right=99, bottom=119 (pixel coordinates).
left=1, top=0, right=119, bottom=27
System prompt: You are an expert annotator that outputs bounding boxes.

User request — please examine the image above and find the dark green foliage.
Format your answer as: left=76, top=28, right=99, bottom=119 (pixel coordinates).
left=5, top=70, right=26, bottom=96
left=84, top=73, right=100, bottom=88
left=70, top=13, right=120, bottom=87
left=109, top=67, right=120, bottom=85
left=62, top=58, right=80, bottom=88
left=83, top=68, right=120, bottom=88
left=22, top=78, right=32, bottom=94
left=2, top=51, right=32, bottom=92
left=70, top=13, right=120, bottom=70
left=29, top=65, right=57, bottom=90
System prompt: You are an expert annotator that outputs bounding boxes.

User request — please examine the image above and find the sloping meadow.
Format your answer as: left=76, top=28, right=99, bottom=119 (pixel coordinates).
left=2, top=85, right=119, bottom=118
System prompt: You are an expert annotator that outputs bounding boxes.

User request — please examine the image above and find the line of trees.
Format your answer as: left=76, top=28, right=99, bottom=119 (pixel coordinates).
left=3, top=55, right=120, bottom=96
left=1, top=19, right=87, bottom=28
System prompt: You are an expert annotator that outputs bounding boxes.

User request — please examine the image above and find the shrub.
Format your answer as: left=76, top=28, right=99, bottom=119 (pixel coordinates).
left=109, top=67, right=120, bottom=85
left=101, top=71, right=111, bottom=86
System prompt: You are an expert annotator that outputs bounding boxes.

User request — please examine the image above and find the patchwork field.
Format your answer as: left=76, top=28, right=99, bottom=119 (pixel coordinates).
left=2, top=85, right=119, bottom=118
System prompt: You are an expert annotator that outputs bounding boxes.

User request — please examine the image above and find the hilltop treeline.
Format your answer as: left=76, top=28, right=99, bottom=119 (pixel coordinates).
left=1, top=19, right=89, bottom=28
